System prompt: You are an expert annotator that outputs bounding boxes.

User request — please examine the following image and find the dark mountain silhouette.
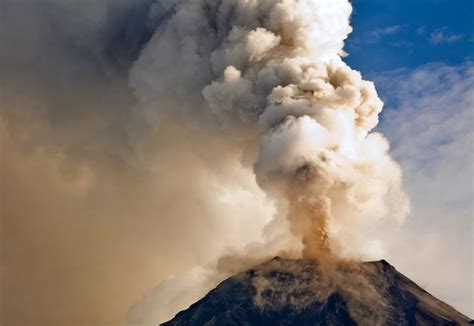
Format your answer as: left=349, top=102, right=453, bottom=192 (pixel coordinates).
left=162, top=257, right=472, bottom=325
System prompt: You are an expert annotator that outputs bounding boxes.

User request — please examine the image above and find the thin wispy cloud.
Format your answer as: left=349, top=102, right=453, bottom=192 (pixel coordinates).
left=416, top=26, right=464, bottom=45
left=416, top=26, right=426, bottom=36
left=375, top=61, right=474, bottom=316
left=430, top=30, right=463, bottom=45
left=389, top=41, right=414, bottom=48
left=368, top=25, right=403, bottom=43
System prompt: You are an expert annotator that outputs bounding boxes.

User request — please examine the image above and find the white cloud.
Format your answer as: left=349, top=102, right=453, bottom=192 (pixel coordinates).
left=430, top=30, right=463, bottom=45
left=416, top=26, right=426, bottom=36
left=375, top=61, right=474, bottom=316
left=416, top=26, right=463, bottom=45
left=368, top=25, right=403, bottom=43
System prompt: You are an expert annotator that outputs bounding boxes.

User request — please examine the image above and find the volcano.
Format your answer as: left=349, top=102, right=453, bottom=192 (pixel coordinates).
left=162, top=257, right=471, bottom=325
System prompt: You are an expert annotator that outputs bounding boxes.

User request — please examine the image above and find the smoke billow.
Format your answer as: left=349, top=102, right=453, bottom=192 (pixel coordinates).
left=1, top=0, right=409, bottom=325
left=126, top=0, right=410, bottom=323
left=130, top=0, right=409, bottom=258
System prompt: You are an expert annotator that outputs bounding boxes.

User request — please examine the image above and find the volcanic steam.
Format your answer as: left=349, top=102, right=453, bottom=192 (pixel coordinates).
left=131, top=0, right=409, bottom=258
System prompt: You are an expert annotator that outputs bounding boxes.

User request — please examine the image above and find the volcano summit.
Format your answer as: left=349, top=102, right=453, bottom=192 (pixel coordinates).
left=163, top=257, right=471, bottom=325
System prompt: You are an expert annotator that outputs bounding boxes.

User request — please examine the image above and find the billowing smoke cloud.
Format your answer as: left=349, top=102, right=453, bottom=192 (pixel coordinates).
left=1, top=0, right=410, bottom=325
left=126, top=0, right=409, bottom=323
left=1, top=2, right=275, bottom=324
left=130, top=0, right=409, bottom=258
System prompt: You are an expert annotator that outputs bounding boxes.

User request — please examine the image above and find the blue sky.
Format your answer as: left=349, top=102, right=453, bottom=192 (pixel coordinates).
left=346, top=0, right=473, bottom=73
left=344, top=0, right=473, bottom=316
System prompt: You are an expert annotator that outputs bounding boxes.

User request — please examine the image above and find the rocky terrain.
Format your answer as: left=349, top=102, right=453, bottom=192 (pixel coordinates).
left=163, top=257, right=472, bottom=325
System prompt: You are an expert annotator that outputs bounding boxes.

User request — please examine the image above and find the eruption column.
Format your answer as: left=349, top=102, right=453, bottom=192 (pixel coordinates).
left=131, top=0, right=409, bottom=258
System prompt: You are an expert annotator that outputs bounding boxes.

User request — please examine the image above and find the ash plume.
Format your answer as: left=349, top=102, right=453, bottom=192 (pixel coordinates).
left=1, top=0, right=412, bottom=325
left=127, top=1, right=410, bottom=323
left=130, top=0, right=410, bottom=258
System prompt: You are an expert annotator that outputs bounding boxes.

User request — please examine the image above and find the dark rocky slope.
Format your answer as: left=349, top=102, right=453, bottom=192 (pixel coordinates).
left=163, top=257, right=472, bottom=325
